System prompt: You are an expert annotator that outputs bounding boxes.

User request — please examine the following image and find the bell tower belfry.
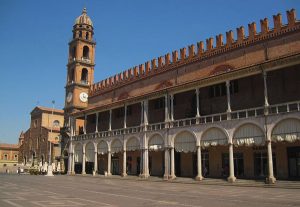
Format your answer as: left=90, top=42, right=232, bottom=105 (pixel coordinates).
left=65, top=8, right=95, bottom=113
left=61, top=8, right=96, bottom=156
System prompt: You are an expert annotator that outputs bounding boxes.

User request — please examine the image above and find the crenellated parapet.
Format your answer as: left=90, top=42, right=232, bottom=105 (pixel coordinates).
left=90, top=9, right=299, bottom=96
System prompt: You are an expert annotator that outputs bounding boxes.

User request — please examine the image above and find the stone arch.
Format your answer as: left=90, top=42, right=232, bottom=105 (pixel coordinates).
left=83, top=45, right=89, bottom=59
left=148, top=133, right=164, bottom=151
left=41, top=154, right=45, bottom=165
left=63, top=150, right=68, bottom=157
left=174, top=130, right=197, bottom=153
left=111, top=139, right=123, bottom=154
left=97, top=140, right=108, bottom=154
left=201, top=127, right=228, bottom=147
left=85, top=142, right=95, bottom=162
left=74, top=143, right=83, bottom=163
left=81, top=68, right=88, bottom=83
left=126, top=137, right=140, bottom=151
left=233, top=123, right=265, bottom=146
left=271, top=118, right=300, bottom=143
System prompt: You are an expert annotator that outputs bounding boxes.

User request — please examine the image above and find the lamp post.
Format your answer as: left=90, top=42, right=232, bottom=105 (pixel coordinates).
left=46, top=100, right=55, bottom=176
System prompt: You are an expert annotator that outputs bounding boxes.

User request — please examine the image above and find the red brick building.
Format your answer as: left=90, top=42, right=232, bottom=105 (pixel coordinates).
left=19, top=106, right=64, bottom=169
left=63, top=8, right=300, bottom=182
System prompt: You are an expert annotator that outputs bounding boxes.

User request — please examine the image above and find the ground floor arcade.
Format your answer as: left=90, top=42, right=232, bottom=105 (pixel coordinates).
left=67, top=116, right=300, bottom=182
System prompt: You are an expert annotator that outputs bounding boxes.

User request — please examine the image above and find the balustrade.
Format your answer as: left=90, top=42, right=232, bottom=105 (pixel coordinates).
left=72, top=100, right=300, bottom=141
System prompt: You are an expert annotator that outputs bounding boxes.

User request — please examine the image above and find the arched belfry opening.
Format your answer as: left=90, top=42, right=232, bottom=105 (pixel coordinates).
left=81, top=68, right=88, bottom=84
left=71, top=47, right=76, bottom=59
left=68, top=68, right=74, bottom=83
left=83, top=46, right=89, bottom=59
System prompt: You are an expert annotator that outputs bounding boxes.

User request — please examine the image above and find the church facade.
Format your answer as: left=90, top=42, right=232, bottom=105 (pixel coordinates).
left=19, top=106, right=64, bottom=170
left=63, top=8, right=300, bottom=182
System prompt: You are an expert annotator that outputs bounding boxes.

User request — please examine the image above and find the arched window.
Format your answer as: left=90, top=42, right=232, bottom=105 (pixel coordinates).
left=53, top=120, right=60, bottom=127
left=83, top=46, right=89, bottom=59
left=71, top=47, right=76, bottom=60
left=68, top=68, right=74, bottom=83
left=81, top=68, right=88, bottom=84
left=86, top=32, right=89, bottom=40
left=79, top=31, right=82, bottom=38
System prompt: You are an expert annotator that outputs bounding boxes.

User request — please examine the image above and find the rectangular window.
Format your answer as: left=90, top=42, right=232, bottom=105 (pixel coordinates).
left=209, top=80, right=238, bottom=98
left=209, top=83, right=226, bottom=98
left=127, top=105, right=132, bottom=116
left=115, top=108, right=124, bottom=118
left=4, top=154, right=8, bottom=160
left=230, top=80, right=239, bottom=94
left=154, top=98, right=165, bottom=109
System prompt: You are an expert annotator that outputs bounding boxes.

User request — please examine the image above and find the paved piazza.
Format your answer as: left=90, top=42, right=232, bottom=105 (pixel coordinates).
left=0, top=175, right=299, bottom=207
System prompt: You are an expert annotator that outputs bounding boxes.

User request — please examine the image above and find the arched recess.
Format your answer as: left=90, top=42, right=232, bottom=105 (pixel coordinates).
left=148, top=134, right=165, bottom=176
left=201, top=127, right=228, bottom=147
left=272, top=118, right=300, bottom=143
left=63, top=150, right=68, bottom=157
left=97, top=141, right=108, bottom=155
left=41, top=154, right=45, bottom=165
left=126, top=137, right=140, bottom=151
left=74, top=143, right=83, bottom=163
left=81, top=68, right=88, bottom=83
left=85, top=142, right=95, bottom=162
left=148, top=134, right=164, bottom=151
left=63, top=150, right=68, bottom=174
left=233, top=123, right=265, bottom=146
left=111, top=139, right=123, bottom=154
left=174, top=131, right=196, bottom=153
left=68, top=68, right=74, bottom=83
left=83, top=46, right=89, bottom=59
left=71, top=46, right=76, bottom=59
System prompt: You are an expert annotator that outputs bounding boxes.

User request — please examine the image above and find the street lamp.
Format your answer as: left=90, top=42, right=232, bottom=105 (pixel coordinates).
left=46, top=100, right=55, bottom=176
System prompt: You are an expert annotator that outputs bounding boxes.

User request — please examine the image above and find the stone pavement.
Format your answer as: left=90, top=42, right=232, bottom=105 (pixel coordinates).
left=0, top=174, right=300, bottom=207
left=82, top=174, right=300, bottom=189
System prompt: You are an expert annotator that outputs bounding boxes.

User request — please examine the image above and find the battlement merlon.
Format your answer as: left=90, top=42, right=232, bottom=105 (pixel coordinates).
left=89, top=9, right=299, bottom=96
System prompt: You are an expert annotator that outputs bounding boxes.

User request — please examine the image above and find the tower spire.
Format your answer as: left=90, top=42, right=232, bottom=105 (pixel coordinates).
left=82, top=7, right=87, bottom=15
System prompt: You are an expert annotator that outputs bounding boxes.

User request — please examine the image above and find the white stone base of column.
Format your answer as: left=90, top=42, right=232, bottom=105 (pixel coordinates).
left=227, top=176, right=236, bottom=183
left=45, top=165, right=53, bottom=176
left=121, top=173, right=127, bottom=177
left=265, top=176, right=276, bottom=184
left=169, top=175, right=176, bottom=180
left=82, top=172, right=86, bottom=175
left=105, top=171, right=112, bottom=176
left=139, top=174, right=149, bottom=179
left=163, top=174, right=169, bottom=180
left=195, top=175, right=203, bottom=181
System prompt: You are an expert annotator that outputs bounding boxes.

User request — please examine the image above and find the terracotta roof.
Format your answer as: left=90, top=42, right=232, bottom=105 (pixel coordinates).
left=32, top=106, right=64, bottom=114
left=0, top=143, right=19, bottom=149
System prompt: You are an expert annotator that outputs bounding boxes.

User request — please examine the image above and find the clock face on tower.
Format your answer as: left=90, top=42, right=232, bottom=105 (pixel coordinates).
left=66, top=92, right=73, bottom=103
left=79, top=92, right=88, bottom=103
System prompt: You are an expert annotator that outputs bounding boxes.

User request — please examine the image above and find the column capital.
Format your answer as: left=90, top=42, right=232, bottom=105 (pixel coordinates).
left=262, top=70, right=267, bottom=76
left=226, top=79, right=230, bottom=86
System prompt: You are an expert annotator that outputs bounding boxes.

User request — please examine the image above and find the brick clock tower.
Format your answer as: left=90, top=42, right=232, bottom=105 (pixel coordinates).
left=61, top=8, right=95, bottom=164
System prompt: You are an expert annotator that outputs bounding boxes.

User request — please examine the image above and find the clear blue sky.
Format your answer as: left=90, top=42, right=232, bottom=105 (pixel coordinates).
left=0, top=0, right=299, bottom=144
